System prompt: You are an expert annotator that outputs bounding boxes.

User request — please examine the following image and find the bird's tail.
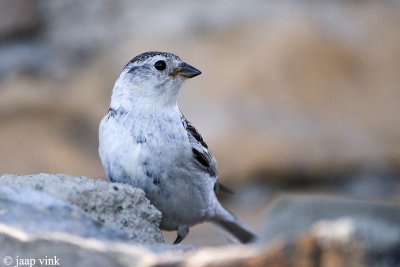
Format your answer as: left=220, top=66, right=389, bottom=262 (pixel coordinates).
left=212, top=207, right=257, bottom=244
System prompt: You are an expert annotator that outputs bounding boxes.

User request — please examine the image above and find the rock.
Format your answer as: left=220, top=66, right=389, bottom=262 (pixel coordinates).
left=0, top=174, right=398, bottom=266
left=0, top=186, right=126, bottom=241
left=0, top=223, right=157, bottom=267
left=153, top=233, right=367, bottom=267
left=195, top=1, right=400, bottom=183
left=260, top=195, right=400, bottom=246
left=256, top=195, right=400, bottom=266
left=312, top=217, right=400, bottom=266
left=0, top=174, right=163, bottom=245
left=0, top=1, right=41, bottom=40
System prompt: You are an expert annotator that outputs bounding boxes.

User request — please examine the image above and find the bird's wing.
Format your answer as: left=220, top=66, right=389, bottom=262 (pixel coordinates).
left=180, top=113, right=218, bottom=178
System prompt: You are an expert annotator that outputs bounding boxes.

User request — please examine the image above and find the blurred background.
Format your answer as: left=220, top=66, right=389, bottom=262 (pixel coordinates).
left=1, top=0, right=400, bottom=246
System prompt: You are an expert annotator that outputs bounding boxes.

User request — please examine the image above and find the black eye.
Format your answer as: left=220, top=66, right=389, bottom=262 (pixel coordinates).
left=154, top=60, right=166, bottom=71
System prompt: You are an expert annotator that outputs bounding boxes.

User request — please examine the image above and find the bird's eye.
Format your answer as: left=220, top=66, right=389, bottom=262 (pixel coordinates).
left=154, top=60, right=167, bottom=71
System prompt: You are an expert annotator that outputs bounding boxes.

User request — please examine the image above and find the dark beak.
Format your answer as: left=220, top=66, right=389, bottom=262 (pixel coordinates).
left=170, top=62, right=202, bottom=78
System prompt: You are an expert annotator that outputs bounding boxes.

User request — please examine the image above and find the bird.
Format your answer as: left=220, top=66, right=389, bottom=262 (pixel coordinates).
left=98, top=51, right=256, bottom=244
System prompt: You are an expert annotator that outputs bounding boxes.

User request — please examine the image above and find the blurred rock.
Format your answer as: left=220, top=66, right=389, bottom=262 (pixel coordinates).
left=1, top=1, right=400, bottom=185
left=341, top=167, right=400, bottom=200
left=259, top=195, right=400, bottom=266
left=0, top=0, right=41, bottom=40
left=201, top=1, right=400, bottom=183
left=312, top=217, right=400, bottom=266
left=0, top=174, right=163, bottom=245
left=260, top=195, right=400, bottom=245
left=0, top=223, right=158, bottom=267
left=165, top=234, right=366, bottom=267
left=158, top=219, right=397, bottom=267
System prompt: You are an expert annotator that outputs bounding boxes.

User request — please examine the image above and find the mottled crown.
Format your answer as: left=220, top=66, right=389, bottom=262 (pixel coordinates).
left=124, top=51, right=181, bottom=69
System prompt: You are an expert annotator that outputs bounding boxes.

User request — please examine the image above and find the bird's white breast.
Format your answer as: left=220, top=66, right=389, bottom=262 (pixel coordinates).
left=99, top=105, right=191, bottom=185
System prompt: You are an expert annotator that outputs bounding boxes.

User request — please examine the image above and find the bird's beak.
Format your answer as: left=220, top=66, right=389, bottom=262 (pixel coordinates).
left=170, top=62, right=201, bottom=78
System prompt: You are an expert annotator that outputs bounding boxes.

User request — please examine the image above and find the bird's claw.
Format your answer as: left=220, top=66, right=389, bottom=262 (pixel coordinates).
left=173, top=235, right=183, bottom=244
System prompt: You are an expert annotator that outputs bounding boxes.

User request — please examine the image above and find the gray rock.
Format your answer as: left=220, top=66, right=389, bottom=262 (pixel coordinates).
left=0, top=186, right=126, bottom=241
left=260, top=195, right=400, bottom=265
left=260, top=195, right=400, bottom=245
left=0, top=174, right=163, bottom=245
left=0, top=223, right=157, bottom=267
left=311, top=217, right=400, bottom=266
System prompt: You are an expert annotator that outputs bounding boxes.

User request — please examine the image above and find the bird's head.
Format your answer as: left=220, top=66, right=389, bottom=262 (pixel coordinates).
left=111, top=51, right=201, bottom=109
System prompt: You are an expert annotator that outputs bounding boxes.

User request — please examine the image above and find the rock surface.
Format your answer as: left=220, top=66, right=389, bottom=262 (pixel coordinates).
left=0, top=186, right=126, bottom=241
left=0, top=174, right=163, bottom=245
left=0, top=223, right=158, bottom=267
left=0, top=174, right=399, bottom=266
left=0, top=184, right=159, bottom=265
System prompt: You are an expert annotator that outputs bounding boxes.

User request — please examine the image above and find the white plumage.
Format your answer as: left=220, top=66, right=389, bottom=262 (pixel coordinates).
left=99, top=51, right=256, bottom=244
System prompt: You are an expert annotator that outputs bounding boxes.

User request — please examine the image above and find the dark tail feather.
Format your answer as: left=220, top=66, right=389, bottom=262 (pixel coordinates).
left=213, top=215, right=257, bottom=244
